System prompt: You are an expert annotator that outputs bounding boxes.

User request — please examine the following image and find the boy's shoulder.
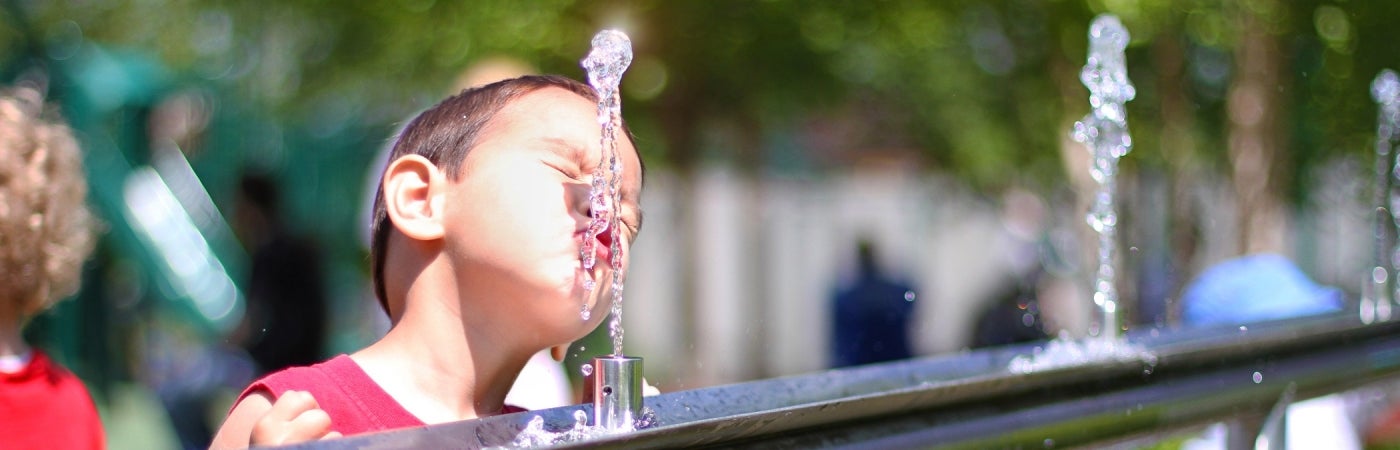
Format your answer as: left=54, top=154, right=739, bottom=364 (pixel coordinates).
left=238, top=355, right=424, bottom=435
left=247, top=355, right=353, bottom=396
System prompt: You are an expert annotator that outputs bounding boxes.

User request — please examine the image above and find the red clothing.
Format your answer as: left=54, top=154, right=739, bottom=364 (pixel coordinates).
left=0, top=350, right=105, bottom=450
left=237, top=355, right=424, bottom=436
left=236, top=354, right=526, bottom=437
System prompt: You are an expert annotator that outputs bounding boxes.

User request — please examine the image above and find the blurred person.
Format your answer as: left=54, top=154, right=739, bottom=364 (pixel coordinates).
left=0, top=87, right=104, bottom=448
left=830, top=238, right=918, bottom=368
left=234, top=171, right=328, bottom=374
left=146, top=170, right=329, bottom=449
left=127, top=92, right=269, bottom=450
left=970, top=189, right=1054, bottom=348
left=212, top=74, right=645, bottom=447
left=970, top=270, right=1049, bottom=348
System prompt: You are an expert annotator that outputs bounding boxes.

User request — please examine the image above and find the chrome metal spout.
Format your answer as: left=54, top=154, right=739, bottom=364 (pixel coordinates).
left=590, top=355, right=642, bottom=430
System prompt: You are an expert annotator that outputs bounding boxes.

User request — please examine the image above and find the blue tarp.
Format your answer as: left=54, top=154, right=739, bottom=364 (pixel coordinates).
left=1182, top=253, right=1343, bottom=326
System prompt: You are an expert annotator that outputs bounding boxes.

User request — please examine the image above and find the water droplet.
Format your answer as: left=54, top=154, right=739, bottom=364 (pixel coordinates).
left=1239, top=325, right=1248, bottom=333
left=904, top=291, right=916, bottom=302
left=635, top=406, right=659, bottom=429
left=1372, top=70, right=1400, bottom=105
left=1252, top=371, right=1263, bottom=384
left=1044, top=438, right=1055, bottom=448
left=581, top=363, right=594, bottom=377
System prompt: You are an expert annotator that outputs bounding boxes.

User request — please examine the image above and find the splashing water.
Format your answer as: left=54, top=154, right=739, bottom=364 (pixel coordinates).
left=1366, top=69, right=1400, bottom=324
left=580, top=29, right=634, bottom=355
left=508, top=410, right=601, bottom=447
left=1071, top=15, right=1134, bottom=340
left=504, top=408, right=658, bottom=448
left=1007, top=331, right=1156, bottom=375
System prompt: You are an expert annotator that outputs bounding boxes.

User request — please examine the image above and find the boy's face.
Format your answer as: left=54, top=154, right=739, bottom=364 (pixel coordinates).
left=441, top=86, right=643, bottom=347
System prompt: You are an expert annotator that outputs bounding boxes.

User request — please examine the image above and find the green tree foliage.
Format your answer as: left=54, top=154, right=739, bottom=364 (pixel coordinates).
left=6, top=0, right=1400, bottom=195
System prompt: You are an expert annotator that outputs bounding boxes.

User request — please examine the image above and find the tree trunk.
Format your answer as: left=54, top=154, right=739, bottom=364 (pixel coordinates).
left=1226, top=2, right=1289, bottom=255
left=1154, top=30, right=1199, bottom=326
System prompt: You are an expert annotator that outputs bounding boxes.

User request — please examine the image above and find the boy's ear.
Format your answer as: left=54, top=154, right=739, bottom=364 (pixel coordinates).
left=383, top=154, right=447, bottom=241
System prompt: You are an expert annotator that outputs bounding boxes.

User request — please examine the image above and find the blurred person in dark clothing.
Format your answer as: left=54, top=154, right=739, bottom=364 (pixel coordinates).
left=971, top=272, right=1049, bottom=348
left=830, top=239, right=918, bottom=368
left=234, top=172, right=327, bottom=374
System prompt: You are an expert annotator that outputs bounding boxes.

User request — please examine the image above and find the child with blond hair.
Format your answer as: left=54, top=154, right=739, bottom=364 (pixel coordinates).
left=0, top=86, right=104, bottom=449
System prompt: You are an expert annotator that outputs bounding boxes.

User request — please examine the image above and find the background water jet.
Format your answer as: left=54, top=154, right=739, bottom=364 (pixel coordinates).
left=1071, top=14, right=1134, bottom=341
left=1367, top=69, right=1400, bottom=324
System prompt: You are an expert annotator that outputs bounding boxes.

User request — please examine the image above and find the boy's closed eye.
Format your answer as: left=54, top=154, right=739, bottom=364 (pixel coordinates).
left=538, top=137, right=642, bottom=240
left=539, top=154, right=586, bottom=183
left=540, top=138, right=595, bottom=178
left=546, top=159, right=586, bottom=183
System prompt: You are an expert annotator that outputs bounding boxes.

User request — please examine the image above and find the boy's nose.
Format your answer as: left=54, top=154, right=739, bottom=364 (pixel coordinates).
left=570, top=183, right=595, bottom=220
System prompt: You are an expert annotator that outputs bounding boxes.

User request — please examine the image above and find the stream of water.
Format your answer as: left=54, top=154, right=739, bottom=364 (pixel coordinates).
left=580, top=30, right=634, bottom=357
left=1365, top=69, right=1399, bottom=323
left=1071, top=14, right=1134, bottom=340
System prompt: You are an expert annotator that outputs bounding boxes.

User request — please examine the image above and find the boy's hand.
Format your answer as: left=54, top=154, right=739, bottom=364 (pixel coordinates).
left=250, top=390, right=342, bottom=446
left=642, top=378, right=661, bottom=397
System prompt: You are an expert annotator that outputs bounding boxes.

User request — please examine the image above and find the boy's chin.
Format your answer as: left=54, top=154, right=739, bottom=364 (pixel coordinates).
left=540, top=295, right=609, bottom=334
left=539, top=318, right=604, bottom=351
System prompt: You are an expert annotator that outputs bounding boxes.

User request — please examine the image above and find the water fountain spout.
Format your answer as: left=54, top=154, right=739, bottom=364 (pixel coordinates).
left=590, top=355, right=643, bottom=430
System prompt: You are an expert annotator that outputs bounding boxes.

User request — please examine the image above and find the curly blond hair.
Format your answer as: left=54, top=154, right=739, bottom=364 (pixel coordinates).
left=0, top=88, right=95, bottom=322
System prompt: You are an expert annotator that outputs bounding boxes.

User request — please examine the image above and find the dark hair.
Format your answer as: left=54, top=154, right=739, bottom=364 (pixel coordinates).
left=369, top=74, right=637, bottom=316
left=239, top=172, right=280, bottom=216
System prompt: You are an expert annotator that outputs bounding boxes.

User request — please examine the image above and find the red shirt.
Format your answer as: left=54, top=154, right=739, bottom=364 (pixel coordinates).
left=0, top=350, right=105, bottom=449
left=236, top=354, right=526, bottom=437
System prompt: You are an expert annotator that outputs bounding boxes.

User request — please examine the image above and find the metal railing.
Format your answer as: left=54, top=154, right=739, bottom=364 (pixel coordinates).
left=283, top=311, right=1400, bottom=449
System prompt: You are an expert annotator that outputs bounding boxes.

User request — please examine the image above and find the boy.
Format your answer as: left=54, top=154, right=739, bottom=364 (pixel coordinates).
left=212, top=74, right=644, bottom=447
left=0, top=87, right=104, bottom=448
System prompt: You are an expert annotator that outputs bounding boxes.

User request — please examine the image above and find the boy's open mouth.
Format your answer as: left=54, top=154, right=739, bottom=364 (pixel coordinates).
left=579, top=220, right=614, bottom=268
left=595, top=220, right=615, bottom=253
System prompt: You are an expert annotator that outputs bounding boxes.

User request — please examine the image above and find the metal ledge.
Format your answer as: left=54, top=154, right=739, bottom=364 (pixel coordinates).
left=281, top=313, right=1400, bottom=449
